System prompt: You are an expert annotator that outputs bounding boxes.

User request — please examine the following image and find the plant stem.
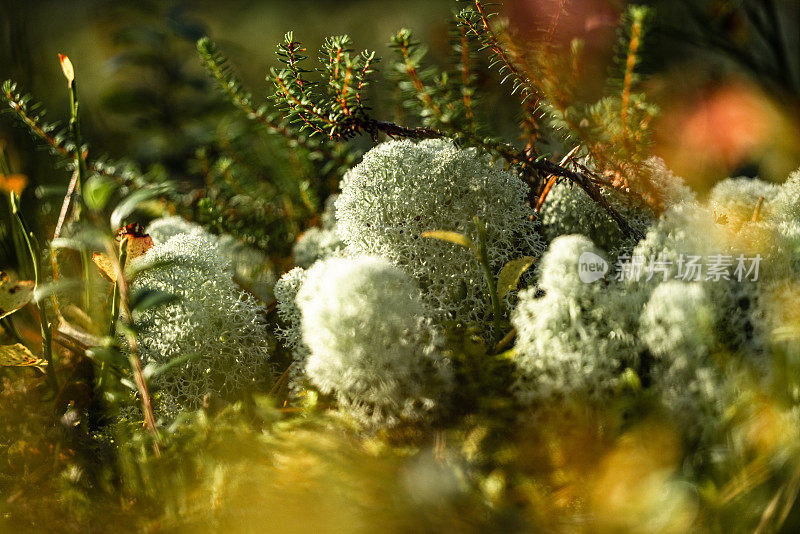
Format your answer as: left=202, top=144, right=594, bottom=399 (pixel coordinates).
left=10, top=192, right=58, bottom=392
left=473, top=216, right=502, bottom=343
left=1, top=84, right=140, bottom=186
left=621, top=8, right=644, bottom=151
left=0, top=144, right=11, bottom=176
left=108, top=238, right=160, bottom=454
left=80, top=250, right=92, bottom=317
left=67, top=80, right=87, bottom=222
left=0, top=147, right=32, bottom=277
left=108, top=238, right=128, bottom=337
left=128, top=345, right=160, bottom=456
left=49, top=170, right=80, bottom=318
left=97, top=237, right=128, bottom=390
left=66, top=76, right=93, bottom=313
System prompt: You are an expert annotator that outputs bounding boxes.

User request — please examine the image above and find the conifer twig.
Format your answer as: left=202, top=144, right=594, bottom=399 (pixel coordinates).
left=620, top=11, right=644, bottom=148
left=393, top=29, right=443, bottom=121
left=264, top=29, right=643, bottom=239
left=457, top=1, right=537, bottom=104
left=545, top=0, right=567, bottom=42
left=1, top=81, right=144, bottom=186
left=535, top=145, right=581, bottom=212
left=457, top=25, right=476, bottom=127
left=197, top=37, right=351, bottom=173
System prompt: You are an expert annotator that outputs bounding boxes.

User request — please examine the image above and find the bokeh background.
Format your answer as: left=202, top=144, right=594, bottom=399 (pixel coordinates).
left=2, top=0, right=800, bottom=244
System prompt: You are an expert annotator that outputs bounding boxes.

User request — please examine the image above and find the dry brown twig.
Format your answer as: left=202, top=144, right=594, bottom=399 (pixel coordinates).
left=108, top=237, right=160, bottom=455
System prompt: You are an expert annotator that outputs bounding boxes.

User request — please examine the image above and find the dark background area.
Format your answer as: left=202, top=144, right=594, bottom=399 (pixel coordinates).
left=3, top=0, right=800, bottom=233
left=0, top=0, right=454, bottom=188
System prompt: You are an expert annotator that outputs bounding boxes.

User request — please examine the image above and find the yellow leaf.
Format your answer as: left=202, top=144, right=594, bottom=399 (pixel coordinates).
left=0, top=173, right=27, bottom=195
left=92, top=252, right=117, bottom=281
left=0, top=272, right=34, bottom=319
left=0, top=343, right=47, bottom=370
left=496, top=256, right=536, bottom=301
left=421, top=230, right=475, bottom=251
left=93, top=223, right=154, bottom=281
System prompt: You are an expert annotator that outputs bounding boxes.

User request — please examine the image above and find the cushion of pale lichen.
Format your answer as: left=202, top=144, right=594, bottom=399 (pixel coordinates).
left=336, top=138, right=544, bottom=333
left=128, top=232, right=272, bottom=418
left=296, top=255, right=451, bottom=427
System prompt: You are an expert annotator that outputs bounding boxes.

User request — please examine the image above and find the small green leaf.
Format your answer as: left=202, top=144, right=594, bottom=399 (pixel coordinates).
left=421, top=230, right=475, bottom=251
left=143, top=353, right=200, bottom=380
left=85, top=346, right=127, bottom=368
left=130, top=289, right=179, bottom=314
left=496, top=256, right=536, bottom=301
left=33, top=279, right=82, bottom=304
left=497, top=347, right=516, bottom=361
left=617, top=367, right=642, bottom=393
left=110, top=184, right=170, bottom=229
left=84, top=175, right=118, bottom=211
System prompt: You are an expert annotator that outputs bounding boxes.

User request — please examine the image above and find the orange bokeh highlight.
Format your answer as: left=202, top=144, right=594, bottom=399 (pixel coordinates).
left=681, top=84, right=769, bottom=169
left=655, top=81, right=799, bottom=190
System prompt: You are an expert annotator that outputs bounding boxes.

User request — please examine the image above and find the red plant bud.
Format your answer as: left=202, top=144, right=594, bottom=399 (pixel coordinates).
left=58, top=53, right=74, bottom=85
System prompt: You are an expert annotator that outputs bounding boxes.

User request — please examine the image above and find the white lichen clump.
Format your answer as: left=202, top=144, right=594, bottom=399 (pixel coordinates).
left=296, top=256, right=451, bottom=426
left=268, top=138, right=800, bottom=447
left=335, top=139, right=544, bottom=331
left=292, top=228, right=344, bottom=268
left=539, top=181, right=653, bottom=256
left=511, top=234, right=731, bottom=450
left=709, top=176, right=780, bottom=231
left=641, top=157, right=697, bottom=208
left=640, top=281, right=728, bottom=445
left=512, top=235, right=643, bottom=405
left=129, top=232, right=272, bottom=418
left=512, top=165, right=800, bottom=450
left=146, top=216, right=206, bottom=245
left=630, top=201, right=727, bottom=277
left=292, top=194, right=344, bottom=268
left=773, top=168, right=800, bottom=222
left=640, top=281, right=715, bottom=360
left=273, top=267, right=310, bottom=390
left=146, top=216, right=274, bottom=299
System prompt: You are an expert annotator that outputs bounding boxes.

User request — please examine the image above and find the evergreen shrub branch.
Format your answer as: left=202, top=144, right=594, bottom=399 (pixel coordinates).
left=455, top=1, right=538, bottom=106
left=265, top=31, right=642, bottom=239
left=1, top=81, right=146, bottom=187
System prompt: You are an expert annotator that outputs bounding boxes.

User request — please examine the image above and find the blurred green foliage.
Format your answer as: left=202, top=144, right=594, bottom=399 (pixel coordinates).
left=0, top=0, right=458, bottom=265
